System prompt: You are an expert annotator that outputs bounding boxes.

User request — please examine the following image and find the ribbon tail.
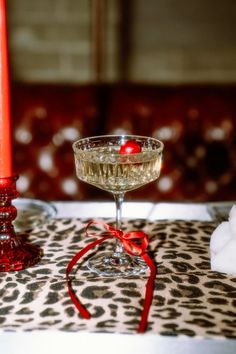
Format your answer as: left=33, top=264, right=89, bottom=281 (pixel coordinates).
left=137, top=254, right=156, bottom=333
left=67, top=278, right=91, bottom=319
left=66, top=235, right=112, bottom=320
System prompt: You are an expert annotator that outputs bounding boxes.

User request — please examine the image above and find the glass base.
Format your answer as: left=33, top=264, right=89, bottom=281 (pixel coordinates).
left=0, top=176, right=42, bottom=272
left=87, top=252, right=148, bottom=277
left=0, top=237, right=42, bottom=272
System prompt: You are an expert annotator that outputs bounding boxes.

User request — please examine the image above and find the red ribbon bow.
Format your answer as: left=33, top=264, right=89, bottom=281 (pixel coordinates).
left=66, top=221, right=156, bottom=333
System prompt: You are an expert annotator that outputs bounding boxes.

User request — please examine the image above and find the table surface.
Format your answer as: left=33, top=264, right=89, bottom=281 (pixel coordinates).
left=1, top=200, right=236, bottom=354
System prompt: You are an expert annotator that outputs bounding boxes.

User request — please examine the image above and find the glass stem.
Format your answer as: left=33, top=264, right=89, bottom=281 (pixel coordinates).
left=113, top=192, right=125, bottom=254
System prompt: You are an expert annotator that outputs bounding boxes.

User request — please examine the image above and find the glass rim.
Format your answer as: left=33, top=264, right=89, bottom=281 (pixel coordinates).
left=72, top=134, right=164, bottom=154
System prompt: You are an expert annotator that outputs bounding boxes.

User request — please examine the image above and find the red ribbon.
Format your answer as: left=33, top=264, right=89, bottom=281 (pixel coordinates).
left=66, top=221, right=156, bottom=333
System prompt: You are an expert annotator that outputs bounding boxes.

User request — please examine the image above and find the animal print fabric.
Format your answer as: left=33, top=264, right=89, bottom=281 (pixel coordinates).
left=0, top=218, right=236, bottom=339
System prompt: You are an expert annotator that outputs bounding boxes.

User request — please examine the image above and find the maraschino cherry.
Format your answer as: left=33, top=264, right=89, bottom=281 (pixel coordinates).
left=119, top=140, right=141, bottom=154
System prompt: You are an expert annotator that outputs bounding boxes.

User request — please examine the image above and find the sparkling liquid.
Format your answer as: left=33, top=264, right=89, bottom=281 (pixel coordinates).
left=75, top=146, right=162, bottom=193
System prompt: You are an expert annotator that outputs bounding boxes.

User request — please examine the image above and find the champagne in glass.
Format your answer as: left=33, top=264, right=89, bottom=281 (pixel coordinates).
left=73, top=135, right=163, bottom=276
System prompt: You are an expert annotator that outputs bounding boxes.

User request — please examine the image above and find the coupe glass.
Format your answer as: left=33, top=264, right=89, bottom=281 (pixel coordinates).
left=72, top=135, right=163, bottom=276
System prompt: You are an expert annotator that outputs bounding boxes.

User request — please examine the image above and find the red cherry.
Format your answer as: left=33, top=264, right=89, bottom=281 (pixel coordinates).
left=119, top=140, right=141, bottom=154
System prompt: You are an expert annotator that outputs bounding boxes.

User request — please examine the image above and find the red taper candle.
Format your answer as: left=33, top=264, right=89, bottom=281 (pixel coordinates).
left=0, top=0, right=12, bottom=178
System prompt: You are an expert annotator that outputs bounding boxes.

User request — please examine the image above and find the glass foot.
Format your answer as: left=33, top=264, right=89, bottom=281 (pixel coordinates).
left=0, top=176, right=42, bottom=272
left=87, top=252, right=148, bottom=277
left=0, top=237, right=42, bottom=272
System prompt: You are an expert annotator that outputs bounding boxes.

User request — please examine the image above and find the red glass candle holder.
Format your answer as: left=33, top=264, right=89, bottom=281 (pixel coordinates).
left=0, top=175, right=42, bottom=271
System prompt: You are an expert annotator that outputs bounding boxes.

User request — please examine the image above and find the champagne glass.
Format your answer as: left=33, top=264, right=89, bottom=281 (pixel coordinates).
left=72, top=135, right=163, bottom=276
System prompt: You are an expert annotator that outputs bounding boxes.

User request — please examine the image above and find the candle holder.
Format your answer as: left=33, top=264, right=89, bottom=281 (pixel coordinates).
left=0, top=175, right=42, bottom=271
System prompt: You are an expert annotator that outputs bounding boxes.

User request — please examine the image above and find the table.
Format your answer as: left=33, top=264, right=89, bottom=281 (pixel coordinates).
left=1, top=201, right=236, bottom=354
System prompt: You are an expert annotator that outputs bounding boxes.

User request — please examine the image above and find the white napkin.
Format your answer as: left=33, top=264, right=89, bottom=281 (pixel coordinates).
left=210, top=205, right=236, bottom=275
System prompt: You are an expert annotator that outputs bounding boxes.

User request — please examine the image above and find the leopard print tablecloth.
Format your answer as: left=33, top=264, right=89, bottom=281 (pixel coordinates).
left=0, top=218, right=236, bottom=339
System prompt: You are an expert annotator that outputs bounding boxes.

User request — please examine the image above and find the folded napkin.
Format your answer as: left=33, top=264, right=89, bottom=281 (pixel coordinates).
left=210, top=205, right=236, bottom=275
